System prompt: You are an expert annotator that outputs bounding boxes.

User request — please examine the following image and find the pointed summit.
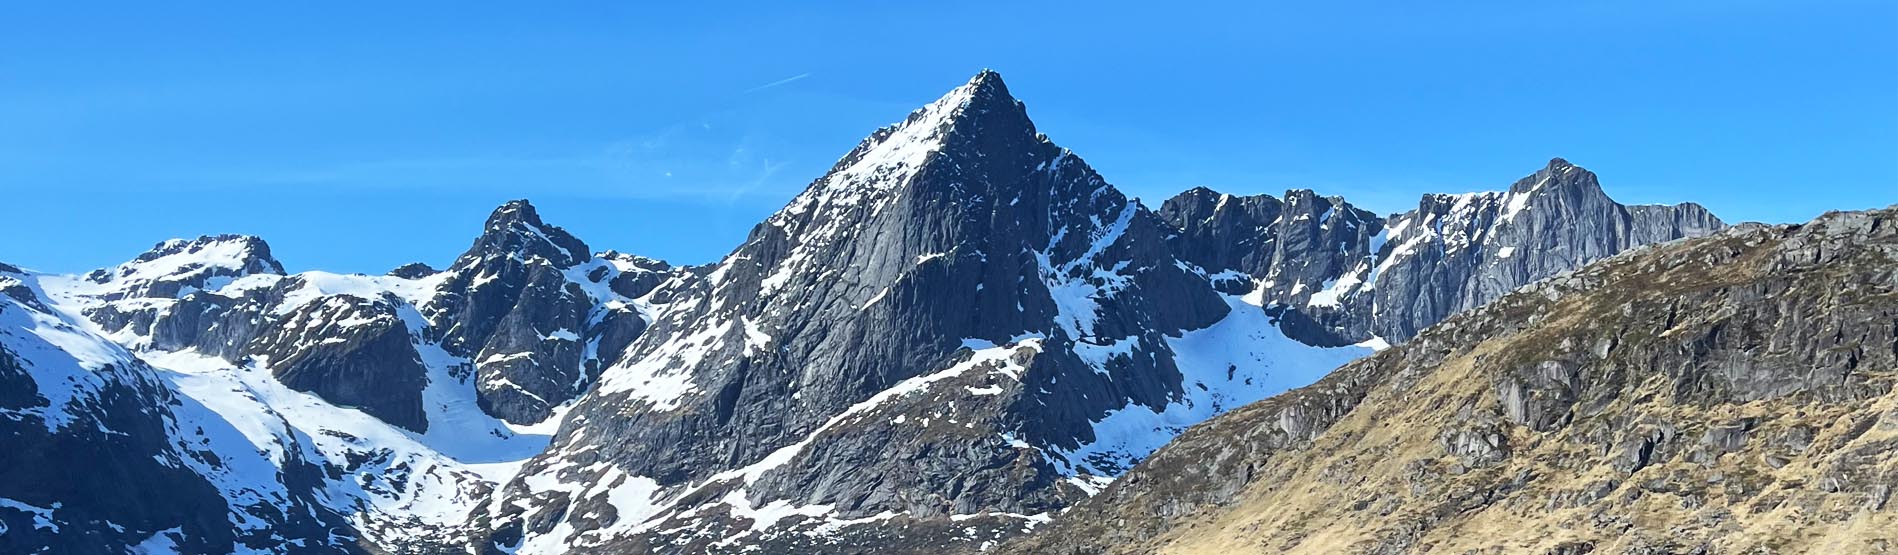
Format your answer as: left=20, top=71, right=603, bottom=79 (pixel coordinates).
left=1507, top=156, right=1601, bottom=197
left=454, top=199, right=589, bottom=269
left=789, top=69, right=1046, bottom=219
left=960, top=68, right=1015, bottom=105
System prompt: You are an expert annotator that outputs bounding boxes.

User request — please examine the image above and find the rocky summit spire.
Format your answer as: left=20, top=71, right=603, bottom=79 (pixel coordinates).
left=1505, top=156, right=1604, bottom=199
left=454, top=199, right=590, bottom=270
left=801, top=69, right=1036, bottom=210
left=424, top=199, right=605, bottom=424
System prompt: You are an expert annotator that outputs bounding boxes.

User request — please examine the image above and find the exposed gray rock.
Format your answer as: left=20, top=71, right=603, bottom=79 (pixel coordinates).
left=249, top=294, right=431, bottom=432
left=1369, top=158, right=1724, bottom=341
left=388, top=262, right=438, bottom=279
left=1160, top=158, right=1725, bottom=348
left=423, top=200, right=673, bottom=425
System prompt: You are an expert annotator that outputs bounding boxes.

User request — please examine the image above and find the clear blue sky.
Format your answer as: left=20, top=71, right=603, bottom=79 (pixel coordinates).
left=3, top=2, right=1893, bottom=274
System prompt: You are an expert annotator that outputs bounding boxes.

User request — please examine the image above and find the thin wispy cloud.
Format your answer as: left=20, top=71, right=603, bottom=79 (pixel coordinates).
left=742, top=72, right=812, bottom=94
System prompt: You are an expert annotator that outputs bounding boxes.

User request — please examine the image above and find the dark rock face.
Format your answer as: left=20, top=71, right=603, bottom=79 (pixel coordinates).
left=1368, top=158, right=1724, bottom=341
left=250, top=294, right=431, bottom=432
left=0, top=268, right=357, bottom=554
left=422, top=200, right=673, bottom=425
left=147, top=286, right=281, bottom=360
left=1003, top=206, right=1898, bottom=555
left=473, top=70, right=1237, bottom=553
left=388, top=262, right=439, bottom=279
left=1159, top=188, right=1386, bottom=346
left=467, top=262, right=590, bottom=424
left=1158, top=157, right=1724, bottom=347
left=0, top=347, right=232, bottom=554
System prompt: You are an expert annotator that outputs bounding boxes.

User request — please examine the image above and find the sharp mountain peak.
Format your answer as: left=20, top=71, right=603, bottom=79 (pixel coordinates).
left=457, top=198, right=591, bottom=268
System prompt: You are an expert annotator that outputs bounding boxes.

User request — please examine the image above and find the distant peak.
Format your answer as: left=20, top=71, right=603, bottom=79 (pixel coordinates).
left=967, top=68, right=1007, bottom=91
left=804, top=70, right=1037, bottom=202
left=940, top=68, right=1019, bottom=117
left=486, top=199, right=544, bottom=228
left=1180, top=186, right=1224, bottom=198
left=1505, top=157, right=1602, bottom=198
left=457, top=199, right=590, bottom=268
left=126, top=234, right=284, bottom=274
left=86, top=234, right=285, bottom=297
left=387, top=262, right=438, bottom=279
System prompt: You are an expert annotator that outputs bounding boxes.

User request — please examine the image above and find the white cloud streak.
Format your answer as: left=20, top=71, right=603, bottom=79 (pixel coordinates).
left=742, top=72, right=812, bottom=94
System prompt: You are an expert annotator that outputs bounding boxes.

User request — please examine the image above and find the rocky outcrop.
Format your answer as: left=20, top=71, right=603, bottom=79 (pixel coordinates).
left=1004, top=206, right=1898, bottom=555
left=249, top=294, right=430, bottom=432
left=424, top=200, right=668, bottom=425
left=388, top=262, right=438, bottom=279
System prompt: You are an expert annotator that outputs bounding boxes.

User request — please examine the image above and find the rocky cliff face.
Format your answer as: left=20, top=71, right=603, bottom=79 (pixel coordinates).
left=426, top=200, right=606, bottom=425
left=1369, top=158, right=1725, bottom=342
left=1160, top=158, right=1724, bottom=348
left=1004, top=206, right=1897, bottom=555
left=1158, top=187, right=1386, bottom=346
left=251, top=294, right=431, bottom=432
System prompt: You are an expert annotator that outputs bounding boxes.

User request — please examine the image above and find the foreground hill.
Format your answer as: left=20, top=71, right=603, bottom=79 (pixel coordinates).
left=1005, top=206, right=1897, bottom=554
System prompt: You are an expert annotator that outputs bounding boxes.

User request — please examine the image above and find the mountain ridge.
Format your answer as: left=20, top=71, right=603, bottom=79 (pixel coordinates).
left=1002, top=204, right=1896, bottom=554
left=0, top=70, right=1754, bottom=554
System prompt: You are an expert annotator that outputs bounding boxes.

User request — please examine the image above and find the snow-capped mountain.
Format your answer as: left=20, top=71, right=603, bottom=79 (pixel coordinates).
left=468, top=69, right=1371, bottom=554
left=2, top=202, right=681, bottom=553
left=0, top=70, right=1725, bottom=554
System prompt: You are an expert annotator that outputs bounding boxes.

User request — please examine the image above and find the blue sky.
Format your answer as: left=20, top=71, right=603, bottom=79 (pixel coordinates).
left=3, top=1, right=1893, bottom=274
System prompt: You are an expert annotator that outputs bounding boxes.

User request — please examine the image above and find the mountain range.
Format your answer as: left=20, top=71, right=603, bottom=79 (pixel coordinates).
left=6, top=70, right=1875, bottom=555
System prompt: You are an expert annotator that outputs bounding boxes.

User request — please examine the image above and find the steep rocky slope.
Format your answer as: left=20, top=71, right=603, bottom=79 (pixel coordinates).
left=1005, top=206, right=1897, bottom=554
